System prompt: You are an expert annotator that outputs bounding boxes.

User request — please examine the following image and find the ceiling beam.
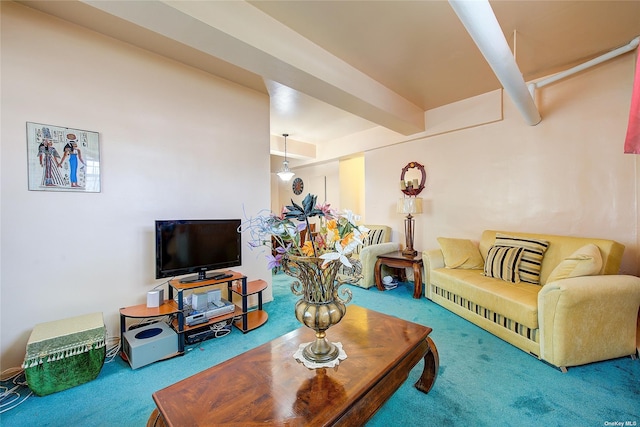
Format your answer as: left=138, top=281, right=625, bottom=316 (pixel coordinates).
left=75, top=0, right=425, bottom=135
left=449, top=0, right=541, bottom=126
left=270, top=135, right=316, bottom=160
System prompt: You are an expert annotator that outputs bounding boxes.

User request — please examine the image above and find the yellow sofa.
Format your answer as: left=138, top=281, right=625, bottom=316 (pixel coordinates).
left=339, top=225, right=399, bottom=289
left=423, top=230, right=640, bottom=371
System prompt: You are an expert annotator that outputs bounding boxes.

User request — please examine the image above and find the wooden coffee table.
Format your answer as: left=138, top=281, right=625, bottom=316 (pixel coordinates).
left=151, top=305, right=438, bottom=426
left=375, top=251, right=424, bottom=299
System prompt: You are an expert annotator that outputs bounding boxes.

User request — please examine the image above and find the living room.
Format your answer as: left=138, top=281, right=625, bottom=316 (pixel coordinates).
left=1, top=1, right=639, bottom=424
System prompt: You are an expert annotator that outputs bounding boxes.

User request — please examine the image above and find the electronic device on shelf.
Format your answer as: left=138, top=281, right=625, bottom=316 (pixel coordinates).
left=154, top=219, right=242, bottom=283
left=122, top=322, right=178, bottom=369
left=185, top=313, right=207, bottom=326
left=185, top=328, right=215, bottom=344
left=185, top=320, right=232, bottom=344
left=185, top=298, right=235, bottom=326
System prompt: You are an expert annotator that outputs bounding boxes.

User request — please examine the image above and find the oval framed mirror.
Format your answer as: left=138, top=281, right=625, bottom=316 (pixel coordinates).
left=400, top=161, right=426, bottom=196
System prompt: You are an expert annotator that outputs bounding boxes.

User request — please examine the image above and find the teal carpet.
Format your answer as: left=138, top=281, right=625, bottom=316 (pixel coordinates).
left=2, top=273, right=639, bottom=426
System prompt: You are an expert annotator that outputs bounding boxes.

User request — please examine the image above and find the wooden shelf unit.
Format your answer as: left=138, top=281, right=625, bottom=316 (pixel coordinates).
left=169, top=270, right=245, bottom=352
left=228, top=279, right=269, bottom=333
left=233, top=310, right=269, bottom=332
left=169, top=306, right=240, bottom=334
left=119, top=300, right=179, bottom=320
left=119, top=270, right=268, bottom=356
left=119, top=300, right=178, bottom=354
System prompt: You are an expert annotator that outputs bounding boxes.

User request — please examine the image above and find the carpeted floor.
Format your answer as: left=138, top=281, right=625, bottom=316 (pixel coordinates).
left=1, top=272, right=639, bottom=426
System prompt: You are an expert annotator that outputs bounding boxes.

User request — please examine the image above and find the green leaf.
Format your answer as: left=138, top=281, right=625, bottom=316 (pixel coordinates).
left=302, top=193, right=316, bottom=214
left=284, top=194, right=324, bottom=221
left=284, top=199, right=305, bottom=220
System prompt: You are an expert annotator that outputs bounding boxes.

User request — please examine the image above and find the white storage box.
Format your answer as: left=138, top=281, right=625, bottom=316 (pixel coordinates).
left=122, top=322, right=178, bottom=369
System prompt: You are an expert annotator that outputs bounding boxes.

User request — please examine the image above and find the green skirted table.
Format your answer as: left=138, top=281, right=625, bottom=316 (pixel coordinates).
left=22, top=312, right=107, bottom=396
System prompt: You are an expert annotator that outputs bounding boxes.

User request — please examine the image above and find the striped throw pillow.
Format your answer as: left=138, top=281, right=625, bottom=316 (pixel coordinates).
left=353, top=228, right=386, bottom=255
left=495, top=233, right=550, bottom=285
left=483, top=245, right=525, bottom=283
left=365, top=228, right=386, bottom=246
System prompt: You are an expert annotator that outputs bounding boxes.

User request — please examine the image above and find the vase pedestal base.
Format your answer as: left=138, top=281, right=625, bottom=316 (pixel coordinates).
left=302, top=337, right=339, bottom=363
left=294, top=341, right=347, bottom=369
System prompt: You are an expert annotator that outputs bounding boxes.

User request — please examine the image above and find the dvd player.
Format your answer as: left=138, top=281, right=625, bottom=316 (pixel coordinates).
left=185, top=299, right=235, bottom=326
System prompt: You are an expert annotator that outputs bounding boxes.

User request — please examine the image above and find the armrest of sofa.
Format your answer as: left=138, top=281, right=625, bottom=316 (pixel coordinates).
left=538, top=274, right=640, bottom=369
left=359, top=242, right=401, bottom=289
left=422, top=249, right=445, bottom=300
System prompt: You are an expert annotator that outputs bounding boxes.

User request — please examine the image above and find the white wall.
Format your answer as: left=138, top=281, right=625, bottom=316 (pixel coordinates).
left=1, top=3, right=271, bottom=369
left=339, top=157, right=366, bottom=221
left=363, top=53, right=639, bottom=275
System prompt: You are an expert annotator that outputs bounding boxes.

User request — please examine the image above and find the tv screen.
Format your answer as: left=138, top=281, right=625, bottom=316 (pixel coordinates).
left=155, top=219, right=242, bottom=282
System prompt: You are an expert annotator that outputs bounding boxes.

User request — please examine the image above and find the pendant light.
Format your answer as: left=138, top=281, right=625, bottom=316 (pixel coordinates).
left=277, top=133, right=295, bottom=181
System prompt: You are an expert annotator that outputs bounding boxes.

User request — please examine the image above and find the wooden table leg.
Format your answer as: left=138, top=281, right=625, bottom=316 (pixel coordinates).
left=374, top=258, right=385, bottom=291
left=146, top=408, right=167, bottom=427
left=414, top=337, right=439, bottom=393
left=412, top=263, right=423, bottom=299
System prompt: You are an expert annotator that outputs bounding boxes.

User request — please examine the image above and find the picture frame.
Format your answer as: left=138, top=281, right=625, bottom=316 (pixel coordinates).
left=26, top=122, right=101, bottom=192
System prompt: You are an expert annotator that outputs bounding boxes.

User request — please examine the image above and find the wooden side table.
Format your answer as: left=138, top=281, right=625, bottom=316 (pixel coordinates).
left=375, top=250, right=424, bottom=299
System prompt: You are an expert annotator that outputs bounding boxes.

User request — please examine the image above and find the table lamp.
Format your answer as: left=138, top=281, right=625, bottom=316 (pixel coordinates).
left=397, top=197, right=422, bottom=257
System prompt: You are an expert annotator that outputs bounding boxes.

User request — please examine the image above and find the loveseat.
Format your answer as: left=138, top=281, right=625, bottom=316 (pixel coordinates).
left=424, top=230, right=640, bottom=371
left=339, top=225, right=399, bottom=289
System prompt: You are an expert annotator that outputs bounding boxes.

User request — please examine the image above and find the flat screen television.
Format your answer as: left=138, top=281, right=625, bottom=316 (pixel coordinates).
left=155, top=219, right=242, bottom=283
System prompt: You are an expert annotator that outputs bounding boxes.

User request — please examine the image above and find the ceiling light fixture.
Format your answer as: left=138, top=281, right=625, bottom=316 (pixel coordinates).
left=276, top=133, right=295, bottom=181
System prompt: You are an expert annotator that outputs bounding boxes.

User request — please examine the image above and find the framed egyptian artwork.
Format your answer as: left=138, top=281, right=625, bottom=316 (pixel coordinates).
left=26, top=122, right=101, bottom=192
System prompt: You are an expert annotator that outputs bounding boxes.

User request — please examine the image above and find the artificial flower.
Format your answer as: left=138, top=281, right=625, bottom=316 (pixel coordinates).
left=301, top=240, right=315, bottom=257
left=243, top=193, right=367, bottom=269
left=319, top=239, right=360, bottom=268
left=266, top=253, right=283, bottom=270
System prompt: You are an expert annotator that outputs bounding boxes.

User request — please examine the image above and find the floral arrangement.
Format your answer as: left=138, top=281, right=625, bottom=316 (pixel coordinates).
left=244, top=193, right=368, bottom=270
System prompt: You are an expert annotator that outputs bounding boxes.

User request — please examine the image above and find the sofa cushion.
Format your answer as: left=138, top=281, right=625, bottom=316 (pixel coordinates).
left=483, top=245, right=524, bottom=283
left=365, top=227, right=386, bottom=246
left=480, top=230, right=625, bottom=284
left=352, top=225, right=389, bottom=256
left=546, top=244, right=603, bottom=283
left=437, top=237, right=484, bottom=269
left=496, top=233, right=549, bottom=285
left=431, top=268, right=540, bottom=329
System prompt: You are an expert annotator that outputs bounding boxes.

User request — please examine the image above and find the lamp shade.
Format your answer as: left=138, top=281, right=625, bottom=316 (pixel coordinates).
left=277, top=169, right=295, bottom=181
left=277, top=160, right=295, bottom=181
left=397, top=197, right=423, bottom=215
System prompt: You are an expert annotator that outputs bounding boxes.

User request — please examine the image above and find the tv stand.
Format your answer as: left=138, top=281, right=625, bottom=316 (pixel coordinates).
left=169, top=271, right=268, bottom=352
left=119, top=270, right=268, bottom=358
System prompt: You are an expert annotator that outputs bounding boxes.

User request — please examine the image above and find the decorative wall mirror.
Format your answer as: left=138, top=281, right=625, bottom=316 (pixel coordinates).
left=400, top=161, right=426, bottom=196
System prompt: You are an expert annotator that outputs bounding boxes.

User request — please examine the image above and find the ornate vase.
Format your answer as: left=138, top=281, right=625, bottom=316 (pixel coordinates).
left=283, top=255, right=352, bottom=363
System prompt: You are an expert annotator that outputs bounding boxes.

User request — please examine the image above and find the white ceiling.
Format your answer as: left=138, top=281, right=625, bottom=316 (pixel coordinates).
left=18, top=0, right=640, bottom=157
